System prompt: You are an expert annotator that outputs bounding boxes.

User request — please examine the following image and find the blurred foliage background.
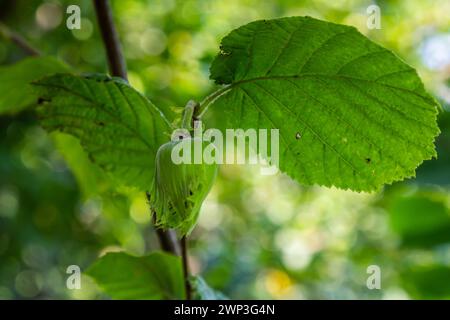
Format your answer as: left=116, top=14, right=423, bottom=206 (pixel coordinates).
left=0, top=0, right=450, bottom=299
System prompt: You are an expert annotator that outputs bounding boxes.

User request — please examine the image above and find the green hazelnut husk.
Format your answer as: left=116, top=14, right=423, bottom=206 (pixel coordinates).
left=149, top=137, right=218, bottom=236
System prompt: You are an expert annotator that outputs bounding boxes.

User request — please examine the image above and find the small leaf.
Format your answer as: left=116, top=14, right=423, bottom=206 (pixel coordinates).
left=0, top=56, right=69, bottom=114
left=388, top=192, right=450, bottom=248
left=207, top=16, right=440, bottom=191
left=33, top=73, right=172, bottom=191
left=190, top=276, right=228, bottom=300
left=402, top=265, right=450, bottom=299
left=86, top=252, right=185, bottom=300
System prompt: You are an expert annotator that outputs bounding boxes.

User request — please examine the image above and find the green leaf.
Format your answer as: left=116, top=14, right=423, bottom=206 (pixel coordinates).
left=207, top=16, right=440, bottom=191
left=402, top=265, right=450, bottom=299
left=190, top=276, right=228, bottom=300
left=86, top=252, right=185, bottom=300
left=32, top=73, right=172, bottom=191
left=51, top=132, right=112, bottom=197
left=388, top=191, right=450, bottom=248
left=0, top=56, right=69, bottom=115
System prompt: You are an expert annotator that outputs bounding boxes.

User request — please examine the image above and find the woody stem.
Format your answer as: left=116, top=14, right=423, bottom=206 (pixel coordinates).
left=181, top=236, right=192, bottom=300
left=93, top=0, right=181, bottom=257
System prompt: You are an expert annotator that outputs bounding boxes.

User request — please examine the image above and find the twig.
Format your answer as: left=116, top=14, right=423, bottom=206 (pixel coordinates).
left=92, top=0, right=128, bottom=80
left=92, top=0, right=180, bottom=256
left=147, top=192, right=182, bottom=256
left=175, top=101, right=198, bottom=300
left=155, top=228, right=181, bottom=256
left=0, top=22, right=41, bottom=56
left=181, top=236, right=192, bottom=300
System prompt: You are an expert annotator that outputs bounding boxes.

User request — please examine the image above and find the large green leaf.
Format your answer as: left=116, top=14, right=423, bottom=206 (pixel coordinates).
left=206, top=16, right=439, bottom=191
left=87, top=252, right=185, bottom=299
left=32, top=73, right=172, bottom=191
left=0, top=56, right=69, bottom=115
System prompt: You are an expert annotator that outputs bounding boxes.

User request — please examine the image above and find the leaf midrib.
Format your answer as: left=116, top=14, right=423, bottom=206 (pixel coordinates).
left=226, top=73, right=435, bottom=105
left=200, top=72, right=435, bottom=119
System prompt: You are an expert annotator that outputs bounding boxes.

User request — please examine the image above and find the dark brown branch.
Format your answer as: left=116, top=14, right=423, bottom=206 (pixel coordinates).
left=0, top=22, right=41, bottom=56
left=93, top=0, right=180, bottom=257
left=181, top=236, right=192, bottom=300
left=146, top=192, right=181, bottom=256
left=155, top=228, right=181, bottom=256
left=92, top=0, right=128, bottom=80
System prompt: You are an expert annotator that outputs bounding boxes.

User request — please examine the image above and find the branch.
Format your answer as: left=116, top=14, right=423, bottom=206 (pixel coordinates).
left=146, top=192, right=181, bottom=256
left=92, top=0, right=180, bottom=257
left=0, top=22, right=41, bottom=56
left=155, top=228, right=181, bottom=256
left=181, top=236, right=192, bottom=300
left=92, top=0, right=127, bottom=80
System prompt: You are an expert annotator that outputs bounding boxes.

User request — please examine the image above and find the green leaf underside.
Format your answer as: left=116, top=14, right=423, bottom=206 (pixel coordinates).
left=191, top=276, right=228, bottom=300
left=87, top=252, right=185, bottom=300
left=389, top=193, right=450, bottom=248
left=209, top=16, right=440, bottom=191
left=33, top=74, right=172, bottom=191
left=402, top=265, right=450, bottom=299
left=0, top=56, right=69, bottom=115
